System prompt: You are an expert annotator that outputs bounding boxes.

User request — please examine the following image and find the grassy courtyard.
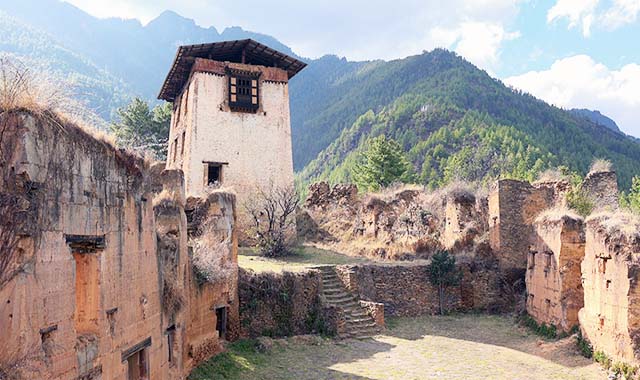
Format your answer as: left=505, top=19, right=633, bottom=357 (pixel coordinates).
left=190, top=314, right=605, bottom=380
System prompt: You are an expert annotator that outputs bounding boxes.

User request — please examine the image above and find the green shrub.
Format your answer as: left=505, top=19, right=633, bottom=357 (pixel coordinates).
left=593, top=350, right=612, bottom=370
left=612, top=361, right=638, bottom=379
left=518, top=314, right=557, bottom=339
left=575, top=329, right=592, bottom=358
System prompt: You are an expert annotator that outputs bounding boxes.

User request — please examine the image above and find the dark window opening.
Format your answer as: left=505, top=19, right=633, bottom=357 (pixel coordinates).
left=529, top=251, right=536, bottom=270
left=215, top=306, right=228, bottom=340
left=127, top=348, right=149, bottom=380
left=229, top=75, right=259, bottom=112
left=173, top=138, right=178, bottom=162
left=122, top=338, right=151, bottom=380
left=166, top=325, right=176, bottom=364
left=207, top=164, right=222, bottom=186
left=180, top=131, right=186, bottom=157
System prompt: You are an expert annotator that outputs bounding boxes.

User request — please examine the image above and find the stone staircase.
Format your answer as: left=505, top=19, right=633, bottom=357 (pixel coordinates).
left=317, top=266, right=379, bottom=339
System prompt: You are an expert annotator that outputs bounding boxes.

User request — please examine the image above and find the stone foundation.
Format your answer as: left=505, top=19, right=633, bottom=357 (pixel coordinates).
left=334, top=263, right=502, bottom=316
left=238, top=268, right=325, bottom=337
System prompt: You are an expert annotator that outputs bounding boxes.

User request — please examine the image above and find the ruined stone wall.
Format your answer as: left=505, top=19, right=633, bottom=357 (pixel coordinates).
left=442, top=193, right=487, bottom=250
left=579, top=214, right=640, bottom=363
left=238, top=268, right=324, bottom=337
left=334, top=263, right=502, bottom=316
left=489, top=180, right=557, bottom=271
left=183, top=191, right=239, bottom=371
left=583, top=171, right=619, bottom=210
left=526, top=215, right=585, bottom=332
left=0, top=111, right=167, bottom=380
left=168, top=62, right=295, bottom=227
left=300, top=183, right=442, bottom=260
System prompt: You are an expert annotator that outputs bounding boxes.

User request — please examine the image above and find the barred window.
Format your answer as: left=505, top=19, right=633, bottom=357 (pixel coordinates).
left=229, top=75, right=259, bottom=112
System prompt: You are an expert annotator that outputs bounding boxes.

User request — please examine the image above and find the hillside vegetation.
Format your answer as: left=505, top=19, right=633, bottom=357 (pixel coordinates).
left=296, top=49, right=640, bottom=190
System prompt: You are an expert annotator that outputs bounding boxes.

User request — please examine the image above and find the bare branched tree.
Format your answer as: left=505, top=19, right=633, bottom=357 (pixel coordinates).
left=245, top=185, right=299, bottom=257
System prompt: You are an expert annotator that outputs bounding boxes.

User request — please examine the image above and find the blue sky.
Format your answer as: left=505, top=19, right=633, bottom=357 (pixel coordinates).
left=65, top=0, right=640, bottom=137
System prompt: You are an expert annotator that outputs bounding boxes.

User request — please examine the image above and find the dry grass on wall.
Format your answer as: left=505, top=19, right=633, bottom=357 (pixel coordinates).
left=588, top=159, right=613, bottom=174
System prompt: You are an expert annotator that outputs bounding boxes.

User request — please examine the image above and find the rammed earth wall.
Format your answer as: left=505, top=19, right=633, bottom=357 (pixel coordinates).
left=526, top=215, right=585, bottom=332
left=579, top=215, right=640, bottom=363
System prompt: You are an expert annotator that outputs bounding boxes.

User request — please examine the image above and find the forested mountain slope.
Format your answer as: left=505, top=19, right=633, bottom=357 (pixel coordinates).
left=297, top=49, right=640, bottom=190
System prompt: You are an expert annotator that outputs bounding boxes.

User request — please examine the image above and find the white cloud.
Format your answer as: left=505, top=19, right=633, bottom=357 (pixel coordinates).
left=449, top=22, right=521, bottom=70
left=63, top=0, right=521, bottom=71
left=547, top=0, right=640, bottom=36
left=504, top=55, right=640, bottom=137
left=601, top=0, right=640, bottom=29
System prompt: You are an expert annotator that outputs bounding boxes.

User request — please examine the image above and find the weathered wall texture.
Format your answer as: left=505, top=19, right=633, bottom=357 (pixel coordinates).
left=0, top=111, right=240, bottom=379
left=582, top=170, right=619, bottom=210
left=526, top=214, right=585, bottom=332
left=237, top=268, right=325, bottom=337
left=442, top=192, right=487, bottom=250
left=300, top=183, right=444, bottom=260
left=334, top=263, right=502, bottom=316
left=166, top=59, right=295, bottom=230
left=579, top=214, right=640, bottom=363
left=489, top=180, right=559, bottom=271
left=183, top=191, right=240, bottom=370
left=0, top=111, right=165, bottom=380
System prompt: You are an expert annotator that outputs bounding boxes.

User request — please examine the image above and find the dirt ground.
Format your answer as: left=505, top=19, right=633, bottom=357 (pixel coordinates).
left=190, top=314, right=606, bottom=380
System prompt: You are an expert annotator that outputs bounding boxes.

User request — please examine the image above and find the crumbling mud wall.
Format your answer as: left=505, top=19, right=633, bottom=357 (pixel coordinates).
left=300, top=183, right=453, bottom=260
left=334, top=262, right=502, bottom=316
left=582, top=170, right=619, bottom=210
left=526, top=213, right=585, bottom=332
left=489, top=180, right=559, bottom=271
left=0, top=111, right=166, bottom=380
left=442, top=192, right=487, bottom=250
left=579, top=213, right=640, bottom=363
left=183, top=191, right=239, bottom=370
left=237, top=268, right=325, bottom=337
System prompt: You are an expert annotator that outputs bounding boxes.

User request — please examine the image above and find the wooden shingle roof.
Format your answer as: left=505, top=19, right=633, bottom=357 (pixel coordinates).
left=158, top=39, right=306, bottom=102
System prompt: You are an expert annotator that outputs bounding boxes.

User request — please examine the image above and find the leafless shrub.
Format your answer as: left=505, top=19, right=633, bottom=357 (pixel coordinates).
left=245, top=185, right=299, bottom=257
left=161, top=262, right=184, bottom=317
left=190, top=203, right=235, bottom=285
left=589, top=158, right=613, bottom=174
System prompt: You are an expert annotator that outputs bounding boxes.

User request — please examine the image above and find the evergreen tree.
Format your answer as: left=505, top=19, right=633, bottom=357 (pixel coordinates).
left=427, top=250, right=462, bottom=315
left=352, top=135, right=411, bottom=191
left=110, top=98, right=172, bottom=160
left=621, top=176, right=640, bottom=213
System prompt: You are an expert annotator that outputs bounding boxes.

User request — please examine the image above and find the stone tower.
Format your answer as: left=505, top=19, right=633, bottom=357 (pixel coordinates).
left=158, top=39, right=306, bottom=206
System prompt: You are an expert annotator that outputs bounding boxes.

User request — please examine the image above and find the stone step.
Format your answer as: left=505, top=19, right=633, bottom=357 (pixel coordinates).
left=322, top=286, right=343, bottom=293
left=345, top=316, right=373, bottom=323
left=325, top=299, right=359, bottom=308
left=324, top=294, right=355, bottom=302
left=346, top=321, right=377, bottom=329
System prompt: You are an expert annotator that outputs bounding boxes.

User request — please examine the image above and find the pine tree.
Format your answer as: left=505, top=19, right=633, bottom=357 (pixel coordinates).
left=109, top=98, right=172, bottom=160
left=427, top=250, right=462, bottom=315
left=352, top=135, right=411, bottom=191
left=621, top=176, right=640, bottom=213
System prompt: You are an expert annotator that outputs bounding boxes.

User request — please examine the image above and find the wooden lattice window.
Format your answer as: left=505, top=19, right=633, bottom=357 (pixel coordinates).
left=229, top=74, right=259, bottom=112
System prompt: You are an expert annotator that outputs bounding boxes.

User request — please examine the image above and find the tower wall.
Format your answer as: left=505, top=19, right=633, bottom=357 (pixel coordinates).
left=167, top=59, right=295, bottom=223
